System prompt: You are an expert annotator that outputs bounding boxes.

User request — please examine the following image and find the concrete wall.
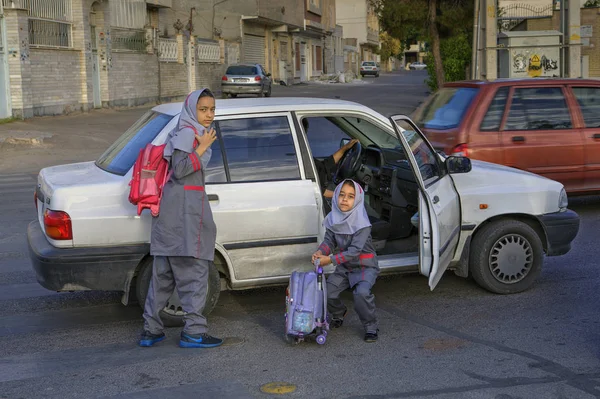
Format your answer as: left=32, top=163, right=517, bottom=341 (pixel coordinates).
left=160, top=61, right=188, bottom=100
left=259, top=0, right=304, bottom=28
left=195, top=63, right=227, bottom=95
left=109, top=52, right=159, bottom=107
left=336, top=0, right=367, bottom=43
left=30, top=49, right=83, bottom=115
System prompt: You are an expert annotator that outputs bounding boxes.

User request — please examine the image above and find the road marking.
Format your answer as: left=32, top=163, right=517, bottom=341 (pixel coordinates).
left=260, top=382, right=297, bottom=394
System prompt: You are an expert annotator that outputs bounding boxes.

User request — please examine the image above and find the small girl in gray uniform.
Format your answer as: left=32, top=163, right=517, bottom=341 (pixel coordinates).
left=139, top=89, right=222, bottom=348
left=312, top=179, right=380, bottom=342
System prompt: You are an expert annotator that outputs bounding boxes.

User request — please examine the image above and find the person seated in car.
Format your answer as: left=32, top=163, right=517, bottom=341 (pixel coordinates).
left=302, top=118, right=358, bottom=199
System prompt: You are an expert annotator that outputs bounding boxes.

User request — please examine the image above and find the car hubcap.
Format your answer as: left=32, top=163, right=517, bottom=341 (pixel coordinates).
left=488, top=234, right=533, bottom=284
left=163, top=293, right=184, bottom=316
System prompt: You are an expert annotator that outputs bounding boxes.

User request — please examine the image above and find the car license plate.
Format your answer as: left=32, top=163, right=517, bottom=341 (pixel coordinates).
left=233, top=78, right=248, bottom=83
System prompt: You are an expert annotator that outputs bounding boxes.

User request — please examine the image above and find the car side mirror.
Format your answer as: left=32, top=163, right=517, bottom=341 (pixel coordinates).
left=266, top=72, right=271, bottom=77
left=445, top=156, right=471, bottom=174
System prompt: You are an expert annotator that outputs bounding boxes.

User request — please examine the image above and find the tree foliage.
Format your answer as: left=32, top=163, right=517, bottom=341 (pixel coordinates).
left=371, top=0, right=474, bottom=91
left=379, top=32, right=402, bottom=61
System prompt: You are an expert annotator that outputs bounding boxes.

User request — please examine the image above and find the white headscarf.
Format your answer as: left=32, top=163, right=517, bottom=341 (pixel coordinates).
left=323, top=179, right=371, bottom=235
left=163, top=89, right=213, bottom=169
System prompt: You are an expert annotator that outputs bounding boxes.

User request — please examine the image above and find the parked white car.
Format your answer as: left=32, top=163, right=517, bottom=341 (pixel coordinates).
left=360, top=61, right=380, bottom=77
left=409, top=61, right=427, bottom=70
left=28, top=98, right=580, bottom=325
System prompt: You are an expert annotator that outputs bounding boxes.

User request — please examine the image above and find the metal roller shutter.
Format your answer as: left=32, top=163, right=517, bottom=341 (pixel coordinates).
left=243, top=34, right=265, bottom=64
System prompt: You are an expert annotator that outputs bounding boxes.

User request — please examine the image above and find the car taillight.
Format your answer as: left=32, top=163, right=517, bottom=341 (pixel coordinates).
left=44, top=209, right=73, bottom=240
left=451, top=143, right=469, bottom=157
left=254, top=76, right=261, bottom=81
left=360, top=67, right=364, bottom=70
left=221, top=76, right=228, bottom=81
left=34, top=190, right=38, bottom=211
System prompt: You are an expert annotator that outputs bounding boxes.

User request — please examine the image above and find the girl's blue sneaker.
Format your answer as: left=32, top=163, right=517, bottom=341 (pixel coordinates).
left=179, top=332, right=223, bottom=348
left=139, top=331, right=166, bottom=347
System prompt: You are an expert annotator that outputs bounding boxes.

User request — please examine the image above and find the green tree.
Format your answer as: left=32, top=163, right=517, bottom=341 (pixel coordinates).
left=371, top=0, right=474, bottom=91
left=379, top=32, right=402, bottom=61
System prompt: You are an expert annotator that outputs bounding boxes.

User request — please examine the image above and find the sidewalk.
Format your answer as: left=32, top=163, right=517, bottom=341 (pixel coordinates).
left=0, top=106, right=154, bottom=174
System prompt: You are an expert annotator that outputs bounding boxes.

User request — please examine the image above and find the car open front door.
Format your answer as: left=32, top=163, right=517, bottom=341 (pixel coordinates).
left=390, top=115, right=462, bottom=290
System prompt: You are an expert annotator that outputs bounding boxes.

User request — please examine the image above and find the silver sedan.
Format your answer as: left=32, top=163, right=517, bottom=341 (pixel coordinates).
left=221, top=63, right=273, bottom=98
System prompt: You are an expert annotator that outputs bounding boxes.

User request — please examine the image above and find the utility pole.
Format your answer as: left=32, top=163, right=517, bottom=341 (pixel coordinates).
left=568, top=0, right=581, bottom=78
left=482, top=0, right=497, bottom=80
left=471, top=0, right=481, bottom=79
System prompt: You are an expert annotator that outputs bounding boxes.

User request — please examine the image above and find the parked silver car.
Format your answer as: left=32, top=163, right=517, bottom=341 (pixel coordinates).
left=409, top=61, right=427, bottom=70
left=360, top=61, right=380, bottom=77
left=221, top=63, right=272, bottom=98
left=28, top=98, right=577, bottom=326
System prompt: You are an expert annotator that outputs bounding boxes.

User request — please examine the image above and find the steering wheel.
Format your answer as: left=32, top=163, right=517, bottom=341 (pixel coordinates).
left=335, top=141, right=362, bottom=182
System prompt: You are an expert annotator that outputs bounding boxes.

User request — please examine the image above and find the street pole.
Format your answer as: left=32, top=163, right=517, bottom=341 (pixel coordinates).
left=471, top=0, right=481, bottom=79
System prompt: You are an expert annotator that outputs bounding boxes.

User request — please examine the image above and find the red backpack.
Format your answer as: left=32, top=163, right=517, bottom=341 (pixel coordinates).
left=128, top=143, right=172, bottom=216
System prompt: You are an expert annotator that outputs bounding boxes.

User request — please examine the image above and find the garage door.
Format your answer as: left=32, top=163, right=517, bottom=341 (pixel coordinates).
left=243, top=34, right=265, bottom=65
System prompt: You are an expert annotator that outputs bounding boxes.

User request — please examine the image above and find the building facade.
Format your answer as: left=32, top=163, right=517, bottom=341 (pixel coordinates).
left=0, top=0, right=376, bottom=119
left=335, top=0, right=380, bottom=64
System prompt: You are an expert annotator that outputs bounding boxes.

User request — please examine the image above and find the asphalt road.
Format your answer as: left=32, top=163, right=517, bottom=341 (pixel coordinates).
left=1, top=71, right=600, bottom=399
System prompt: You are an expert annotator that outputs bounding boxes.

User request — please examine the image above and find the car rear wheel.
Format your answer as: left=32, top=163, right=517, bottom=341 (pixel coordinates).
left=469, top=220, right=544, bottom=294
left=265, top=85, right=272, bottom=97
left=135, top=256, right=221, bottom=327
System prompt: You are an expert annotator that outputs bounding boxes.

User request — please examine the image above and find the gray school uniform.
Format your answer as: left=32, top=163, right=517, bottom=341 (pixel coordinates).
left=151, top=147, right=216, bottom=261
left=143, top=146, right=217, bottom=335
left=318, top=226, right=379, bottom=333
left=143, top=89, right=217, bottom=336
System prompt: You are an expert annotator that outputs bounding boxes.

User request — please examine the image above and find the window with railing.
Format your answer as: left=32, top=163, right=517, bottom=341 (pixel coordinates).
left=7, top=0, right=74, bottom=48
left=110, top=0, right=147, bottom=52
left=111, top=28, right=146, bottom=52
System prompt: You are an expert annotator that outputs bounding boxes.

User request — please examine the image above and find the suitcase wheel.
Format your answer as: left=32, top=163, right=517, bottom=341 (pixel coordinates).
left=316, top=335, right=326, bottom=345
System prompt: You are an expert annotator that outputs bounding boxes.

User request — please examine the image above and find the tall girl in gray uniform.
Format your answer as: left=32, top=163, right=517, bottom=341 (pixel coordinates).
left=139, top=89, right=222, bottom=348
left=312, top=179, right=380, bottom=342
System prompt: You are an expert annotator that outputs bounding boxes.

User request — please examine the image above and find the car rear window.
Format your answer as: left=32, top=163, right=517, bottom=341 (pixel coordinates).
left=95, top=111, right=172, bottom=176
left=414, top=87, right=479, bottom=130
left=362, top=62, right=376, bottom=66
left=226, top=65, right=258, bottom=75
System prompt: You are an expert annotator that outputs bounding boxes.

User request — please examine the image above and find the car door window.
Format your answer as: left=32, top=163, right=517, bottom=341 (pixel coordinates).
left=302, top=116, right=352, bottom=158
left=480, top=87, right=509, bottom=131
left=205, top=135, right=227, bottom=183
left=572, top=87, right=600, bottom=128
left=393, top=119, right=443, bottom=183
left=218, top=116, right=300, bottom=182
left=504, top=87, right=572, bottom=131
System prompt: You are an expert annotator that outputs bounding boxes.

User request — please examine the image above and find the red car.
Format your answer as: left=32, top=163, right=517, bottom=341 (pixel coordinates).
left=412, top=78, right=600, bottom=194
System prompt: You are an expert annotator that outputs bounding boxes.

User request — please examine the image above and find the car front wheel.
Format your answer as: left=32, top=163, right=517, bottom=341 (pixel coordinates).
left=135, top=256, right=221, bottom=327
left=469, top=220, right=544, bottom=294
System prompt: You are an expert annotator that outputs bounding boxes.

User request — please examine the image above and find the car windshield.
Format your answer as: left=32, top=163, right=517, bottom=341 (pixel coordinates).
left=362, top=62, right=376, bottom=66
left=340, top=116, right=400, bottom=149
left=96, top=111, right=173, bottom=176
left=226, top=65, right=258, bottom=75
left=414, top=87, right=479, bottom=130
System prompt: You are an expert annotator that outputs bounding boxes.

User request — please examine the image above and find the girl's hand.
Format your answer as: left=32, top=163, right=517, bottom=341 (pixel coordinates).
left=316, top=255, right=331, bottom=266
left=195, top=129, right=217, bottom=155
left=311, top=250, right=323, bottom=263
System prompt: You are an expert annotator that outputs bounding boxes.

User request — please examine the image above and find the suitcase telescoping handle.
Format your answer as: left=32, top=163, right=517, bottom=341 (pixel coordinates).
left=314, top=258, right=323, bottom=274
left=315, top=259, right=323, bottom=290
